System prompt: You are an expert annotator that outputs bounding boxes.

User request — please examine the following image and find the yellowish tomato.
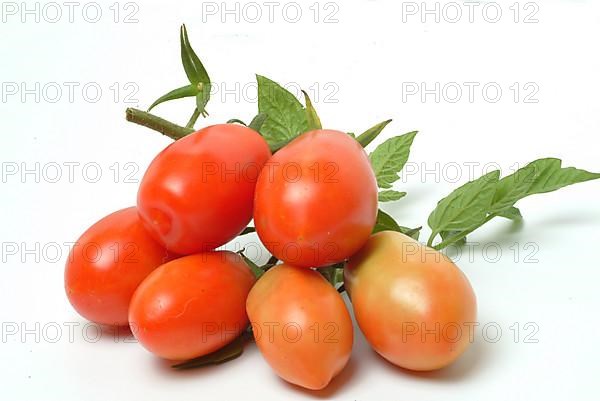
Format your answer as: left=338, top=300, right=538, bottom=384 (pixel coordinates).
left=345, top=231, right=477, bottom=371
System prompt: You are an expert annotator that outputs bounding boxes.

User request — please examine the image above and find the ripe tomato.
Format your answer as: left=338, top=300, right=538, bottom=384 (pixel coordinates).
left=64, top=207, right=172, bottom=326
left=254, top=130, right=378, bottom=267
left=129, top=251, right=255, bottom=360
left=345, top=231, right=477, bottom=371
left=137, top=124, right=271, bottom=255
left=246, top=264, right=353, bottom=390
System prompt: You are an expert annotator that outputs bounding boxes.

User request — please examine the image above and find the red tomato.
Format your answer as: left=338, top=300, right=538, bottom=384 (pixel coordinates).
left=254, top=130, right=378, bottom=267
left=137, top=124, right=271, bottom=254
left=246, top=264, right=353, bottom=390
left=64, top=207, right=173, bottom=326
left=345, top=231, right=477, bottom=371
left=129, top=251, right=255, bottom=360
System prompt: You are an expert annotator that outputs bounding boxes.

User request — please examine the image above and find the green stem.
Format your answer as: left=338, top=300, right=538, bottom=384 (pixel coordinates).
left=427, top=232, right=437, bottom=248
left=432, top=214, right=498, bottom=251
left=125, top=108, right=193, bottom=140
left=186, top=108, right=201, bottom=129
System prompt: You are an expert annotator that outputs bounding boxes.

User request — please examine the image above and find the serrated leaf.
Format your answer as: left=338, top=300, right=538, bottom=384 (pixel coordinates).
left=369, top=131, right=418, bottom=189
left=428, top=170, right=501, bottom=237
left=180, top=24, right=210, bottom=86
left=497, top=206, right=523, bottom=221
left=147, top=84, right=197, bottom=111
left=378, top=190, right=407, bottom=202
left=302, top=90, right=322, bottom=131
left=356, top=119, right=392, bottom=148
left=373, top=209, right=421, bottom=240
left=256, top=75, right=308, bottom=146
left=491, top=158, right=600, bottom=212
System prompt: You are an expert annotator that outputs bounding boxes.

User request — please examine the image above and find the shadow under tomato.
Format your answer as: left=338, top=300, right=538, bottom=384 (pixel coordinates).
left=376, top=338, right=488, bottom=382
left=280, top=356, right=358, bottom=398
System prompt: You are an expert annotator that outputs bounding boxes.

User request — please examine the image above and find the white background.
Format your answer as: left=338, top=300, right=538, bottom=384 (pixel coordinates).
left=1, top=0, right=600, bottom=400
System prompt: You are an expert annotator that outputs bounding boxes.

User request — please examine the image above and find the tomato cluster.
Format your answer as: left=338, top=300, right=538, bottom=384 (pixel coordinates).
left=65, top=125, right=477, bottom=390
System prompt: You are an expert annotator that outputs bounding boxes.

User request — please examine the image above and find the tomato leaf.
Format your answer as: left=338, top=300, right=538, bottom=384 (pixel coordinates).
left=147, top=85, right=197, bottom=112
left=369, top=131, right=418, bottom=189
left=378, top=190, right=406, bottom=202
left=248, top=113, right=268, bottom=132
left=428, top=170, right=500, bottom=239
left=496, top=206, right=523, bottom=221
left=439, top=230, right=467, bottom=247
left=256, top=75, right=308, bottom=146
left=491, top=158, right=600, bottom=213
left=302, top=90, right=322, bottom=131
left=171, top=330, right=252, bottom=370
left=240, top=253, right=264, bottom=279
left=373, top=209, right=421, bottom=240
left=240, top=227, right=256, bottom=235
left=356, top=119, right=392, bottom=148
left=180, top=24, right=211, bottom=87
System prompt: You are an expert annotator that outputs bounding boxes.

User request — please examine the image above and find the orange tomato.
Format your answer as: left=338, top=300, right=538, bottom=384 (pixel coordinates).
left=345, top=231, right=477, bottom=371
left=246, top=264, right=353, bottom=390
left=129, top=251, right=255, bottom=360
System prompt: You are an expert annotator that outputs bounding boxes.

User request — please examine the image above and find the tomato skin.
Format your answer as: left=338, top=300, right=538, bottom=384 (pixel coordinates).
left=254, top=130, right=378, bottom=268
left=64, top=207, right=172, bottom=326
left=137, top=124, right=271, bottom=255
left=246, top=264, right=353, bottom=390
left=129, top=251, right=255, bottom=361
left=345, top=231, right=477, bottom=371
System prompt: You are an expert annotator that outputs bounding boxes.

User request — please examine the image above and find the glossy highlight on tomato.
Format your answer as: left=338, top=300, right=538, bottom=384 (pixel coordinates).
left=137, top=124, right=271, bottom=255
left=64, top=207, right=173, bottom=326
left=129, top=251, right=255, bottom=361
left=345, top=231, right=477, bottom=371
left=254, top=129, right=378, bottom=268
left=246, top=264, right=353, bottom=390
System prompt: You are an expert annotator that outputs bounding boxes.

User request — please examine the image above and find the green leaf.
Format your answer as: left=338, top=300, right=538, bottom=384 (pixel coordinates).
left=256, top=75, right=308, bottom=146
left=240, top=253, right=264, bottom=279
left=369, top=131, right=418, bottom=189
left=497, top=206, right=523, bottom=221
left=491, top=158, right=600, bottom=212
left=373, top=209, right=421, bottom=240
left=248, top=113, right=268, bottom=132
left=240, top=227, right=255, bottom=235
left=147, top=84, right=197, bottom=111
left=428, top=170, right=501, bottom=238
left=439, top=231, right=467, bottom=247
left=302, top=90, right=322, bottom=131
left=378, top=190, right=406, bottom=202
left=171, top=330, right=251, bottom=370
left=356, top=119, right=392, bottom=148
left=180, top=24, right=210, bottom=86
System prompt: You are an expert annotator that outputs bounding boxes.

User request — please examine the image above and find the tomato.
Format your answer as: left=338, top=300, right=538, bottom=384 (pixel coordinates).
left=137, top=124, right=271, bottom=255
left=128, top=251, right=255, bottom=360
left=345, top=231, right=477, bottom=371
left=64, top=207, right=172, bottom=326
left=246, top=264, right=353, bottom=390
left=254, top=130, right=378, bottom=268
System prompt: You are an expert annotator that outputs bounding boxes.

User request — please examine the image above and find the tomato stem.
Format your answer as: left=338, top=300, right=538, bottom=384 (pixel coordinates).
left=185, top=108, right=201, bottom=129
left=125, top=108, right=193, bottom=140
